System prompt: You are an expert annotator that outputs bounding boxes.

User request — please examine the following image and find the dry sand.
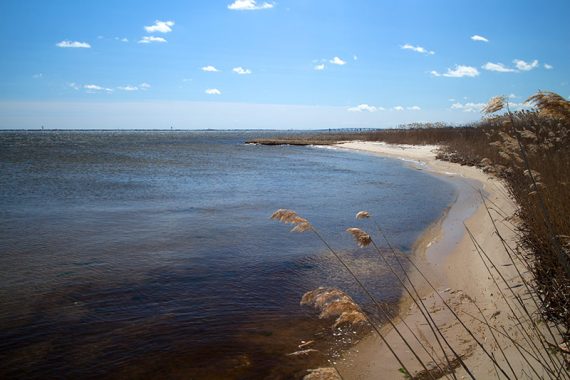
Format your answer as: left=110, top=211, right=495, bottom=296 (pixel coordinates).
left=329, top=142, right=549, bottom=379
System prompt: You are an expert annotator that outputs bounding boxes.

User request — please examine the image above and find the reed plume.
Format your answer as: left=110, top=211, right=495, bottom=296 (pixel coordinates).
left=345, top=228, right=372, bottom=248
left=483, top=95, right=506, bottom=114
left=526, top=91, right=570, bottom=120
left=271, top=209, right=313, bottom=233
left=355, top=211, right=370, bottom=219
left=301, top=287, right=367, bottom=329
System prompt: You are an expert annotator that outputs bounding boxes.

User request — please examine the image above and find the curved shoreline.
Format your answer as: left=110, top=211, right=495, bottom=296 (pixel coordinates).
left=330, top=141, right=518, bottom=379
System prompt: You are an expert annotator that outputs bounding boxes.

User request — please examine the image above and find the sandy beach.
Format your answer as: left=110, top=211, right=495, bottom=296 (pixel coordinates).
left=331, top=141, right=539, bottom=379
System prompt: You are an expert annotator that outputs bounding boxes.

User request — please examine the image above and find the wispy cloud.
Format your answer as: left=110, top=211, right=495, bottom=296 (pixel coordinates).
left=32, top=73, right=43, bottom=79
left=233, top=66, right=252, bottom=75
left=84, top=84, right=113, bottom=93
left=401, top=43, right=434, bottom=55
left=228, top=0, right=274, bottom=10
left=202, top=65, right=220, bottom=72
left=117, top=83, right=150, bottom=91
left=56, top=40, right=91, bottom=48
left=482, top=62, right=516, bottom=73
left=117, top=85, right=139, bottom=91
left=347, top=104, right=379, bottom=112
left=431, top=65, right=479, bottom=78
left=393, top=106, right=404, bottom=111
left=513, top=59, right=539, bottom=71
left=144, top=20, right=175, bottom=33
left=138, top=36, right=167, bottom=44
left=451, top=102, right=485, bottom=112
left=544, top=63, right=553, bottom=70
left=407, top=106, right=421, bottom=111
left=205, top=88, right=222, bottom=95
left=329, top=56, right=346, bottom=65
left=471, top=35, right=489, bottom=42
left=314, top=63, right=325, bottom=71
left=115, top=37, right=129, bottom=43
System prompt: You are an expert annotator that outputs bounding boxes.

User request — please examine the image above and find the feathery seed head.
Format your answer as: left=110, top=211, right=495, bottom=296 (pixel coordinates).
left=271, top=209, right=313, bottom=233
left=333, top=310, right=367, bottom=329
left=526, top=91, right=570, bottom=120
left=291, top=222, right=312, bottom=233
left=346, top=227, right=372, bottom=248
left=483, top=96, right=506, bottom=114
left=355, top=211, right=370, bottom=219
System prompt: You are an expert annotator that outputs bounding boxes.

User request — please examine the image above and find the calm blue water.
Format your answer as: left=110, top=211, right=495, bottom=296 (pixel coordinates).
left=0, top=131, right=455, bottom=379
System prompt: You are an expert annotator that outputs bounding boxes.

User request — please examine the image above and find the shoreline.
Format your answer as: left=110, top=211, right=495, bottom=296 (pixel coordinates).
left=330, top=141, right=519, bottom=379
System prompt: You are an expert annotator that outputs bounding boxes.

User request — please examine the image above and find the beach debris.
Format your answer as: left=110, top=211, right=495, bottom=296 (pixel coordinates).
left=345, top=228, right=372, bottom=248
left=303, top=367, right=342, bottom=380
left=490, top=310, right=501, bottom=319
left=301, top=287, right=367, bottom=329
left=286, top=348, right=319, bottom=357
left=298, top=340, right=315, bottom=349
left=559, top=342, right=570, bottom=354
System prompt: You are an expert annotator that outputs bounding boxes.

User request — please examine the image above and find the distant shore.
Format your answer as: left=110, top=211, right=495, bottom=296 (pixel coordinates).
left=329, top=141, right=521, bottom=379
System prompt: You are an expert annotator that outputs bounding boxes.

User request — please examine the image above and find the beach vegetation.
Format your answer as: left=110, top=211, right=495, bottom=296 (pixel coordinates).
left=267, top=92, right=570, bottom=378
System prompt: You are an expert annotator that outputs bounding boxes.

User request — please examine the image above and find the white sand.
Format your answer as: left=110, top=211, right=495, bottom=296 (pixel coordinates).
left=330, top=142, right=550, bottom=379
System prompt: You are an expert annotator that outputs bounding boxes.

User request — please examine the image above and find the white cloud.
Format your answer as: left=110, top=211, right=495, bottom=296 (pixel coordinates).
left=139, top=82, right=151, bottom=89
left=205, top=88, right=222, bottom=95
left=115, top=37, right=129, bottom=43
left=347, top=104, right=379, bottom=112
left=393, top=106, right=404, bottom=111
left=401, top=43, right=435, bottom=55
left=314, top=63, right=325, bottom=71
left=513, top=59, right=539, bottom=71
left=144, top=20, right=175, bottom=33
left=353, top=55, right=358, bottom=61
left=407, top=106, right=421, bottom=111
left=84, top=84, right=113, bottom=93
left=202, top=65, right=220, bottom=72
left=138, top=36, right=167, bottom=44
left=68, top=82, right=80, bottom=90
left=471, top=35, right=489, bottom=42
left=228, top=0, right=274, bottom=10
left=544, top=63, right=553, bottom=70
left=56, top=40, right=91, bottom=48
left=32, top=73, right=43, bottom=79
left=431, top=65, right=479, bottom=78
left=329, top=56, right=346, bottom=65
left=451, top=102, right=485, bottom=112
left=232, top=66, right=252, bottom=75
left=508, top=93, right=518, bottom=99
left=118, top=85, right=139, bottom=91
left=482, top=62, right=516, bottom=73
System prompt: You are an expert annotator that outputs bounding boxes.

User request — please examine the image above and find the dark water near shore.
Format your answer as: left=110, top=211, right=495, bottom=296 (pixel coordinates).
left=0, top=131, right=455, bottom=379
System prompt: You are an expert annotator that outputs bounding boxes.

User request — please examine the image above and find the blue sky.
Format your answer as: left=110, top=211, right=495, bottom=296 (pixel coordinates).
left=0, top=0, right=569, bottom=129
